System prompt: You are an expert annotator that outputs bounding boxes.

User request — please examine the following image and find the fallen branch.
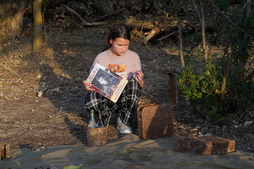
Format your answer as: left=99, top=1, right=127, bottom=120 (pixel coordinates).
left=125, top=16, right=155, bottom=29
left=61, top=4, right=106, bottom=26
left=157, top=30, right=178, bottom=41
left=142, top=27, right=161, bottom=44
left=126, top=16, right=187, bottom=44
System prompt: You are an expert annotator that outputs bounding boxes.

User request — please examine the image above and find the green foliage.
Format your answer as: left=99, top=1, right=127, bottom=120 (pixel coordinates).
left=222, top=64, right=254, bottom=113
left=179, top=58, right=221, bottom=120
left=180, top=51, right=253, bottom=122
left=203, top=105, right=221, bottom=119
left=217, top=7, right=253, bottom=112
left=179, top=0, right=253, bottom=123
left=179, top=65, right=201, bottom=101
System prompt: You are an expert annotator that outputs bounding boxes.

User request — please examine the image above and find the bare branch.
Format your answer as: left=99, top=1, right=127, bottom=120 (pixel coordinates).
left=207, top=0, right=254, bottom=39
left=61, top=5, right=106, bottom=26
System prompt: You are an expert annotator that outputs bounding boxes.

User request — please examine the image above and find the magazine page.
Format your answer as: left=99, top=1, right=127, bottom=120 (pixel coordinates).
left=108, top=64, right=129, bottom=79
left=86, top=63, right=128, bottom=103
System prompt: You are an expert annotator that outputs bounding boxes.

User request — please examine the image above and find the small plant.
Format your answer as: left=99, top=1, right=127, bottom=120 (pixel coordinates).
left=179, top=57, right=221, bottom=120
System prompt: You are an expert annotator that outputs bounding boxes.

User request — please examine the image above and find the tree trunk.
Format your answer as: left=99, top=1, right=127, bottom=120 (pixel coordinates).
left=221, top=51, right=231, bottom=98
left=178, top=21, right=185, bottom=68
left=86, top=127, right=108, bottom=146
left=201, top=0, right=208, bottom=59
left=33, top=0, right=43, bottom=52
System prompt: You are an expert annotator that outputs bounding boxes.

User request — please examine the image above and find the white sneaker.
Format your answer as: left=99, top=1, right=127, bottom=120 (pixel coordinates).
left=117, top=118, right=132, bottom=134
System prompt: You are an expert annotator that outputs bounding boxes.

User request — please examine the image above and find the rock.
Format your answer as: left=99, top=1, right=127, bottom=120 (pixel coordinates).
left=176, top=136, right=235, bottom=155
left=37, top=90, right=43, bottom=97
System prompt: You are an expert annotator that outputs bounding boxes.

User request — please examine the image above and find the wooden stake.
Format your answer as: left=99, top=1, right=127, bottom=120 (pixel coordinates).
left=0, top=142, right=11, bottom=160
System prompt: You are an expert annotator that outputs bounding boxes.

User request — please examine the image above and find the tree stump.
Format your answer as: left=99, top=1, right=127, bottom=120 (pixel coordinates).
left=86, top=127, right=108, bottom=146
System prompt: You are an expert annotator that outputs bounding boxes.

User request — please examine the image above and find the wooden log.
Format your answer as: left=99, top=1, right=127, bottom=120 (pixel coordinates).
left=142, top=27, right=161, bottom=44
left=0, top=142, right=11, bottom=160
left=126, top=16, right=187, bottom=43
left=86, top=127, right=108, bottom=146
left=126, top=16, right=156, bottom=29
left=125, top=16, right=180, bottom=30
left=4, top=144, right=11, bottom=159
left=107, top=125, right=119, bottom=140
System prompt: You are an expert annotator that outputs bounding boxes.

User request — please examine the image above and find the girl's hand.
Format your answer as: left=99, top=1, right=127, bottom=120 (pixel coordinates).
left=134, top=70, right=144, bottom=88
left=83, top=80, right=95, bottom=92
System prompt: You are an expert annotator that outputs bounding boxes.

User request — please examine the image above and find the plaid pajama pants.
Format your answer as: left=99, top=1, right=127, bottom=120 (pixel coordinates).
left=84, top=78, right=142, bottom=127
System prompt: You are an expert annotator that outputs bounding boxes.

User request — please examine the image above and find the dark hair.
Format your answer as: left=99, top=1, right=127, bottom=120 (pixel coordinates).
left=104, top=24, right=131, bottom=51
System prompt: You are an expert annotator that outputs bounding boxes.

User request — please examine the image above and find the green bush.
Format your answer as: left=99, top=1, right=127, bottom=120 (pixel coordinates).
left=179, top=53, right=253, bottom=123
left=179, top=58, right=222, bottom=120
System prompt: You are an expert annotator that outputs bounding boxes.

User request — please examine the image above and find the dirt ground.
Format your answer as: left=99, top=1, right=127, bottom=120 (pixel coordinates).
left=0, top=21, right=253, bottom=154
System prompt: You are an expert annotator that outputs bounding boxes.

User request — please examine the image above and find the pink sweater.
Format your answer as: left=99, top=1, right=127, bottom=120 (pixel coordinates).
left=91, top=49, right=141, bottom=79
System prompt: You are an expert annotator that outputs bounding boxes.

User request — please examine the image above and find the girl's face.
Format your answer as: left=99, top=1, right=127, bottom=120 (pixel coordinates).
left=109, top=38, right=130, bottom=56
